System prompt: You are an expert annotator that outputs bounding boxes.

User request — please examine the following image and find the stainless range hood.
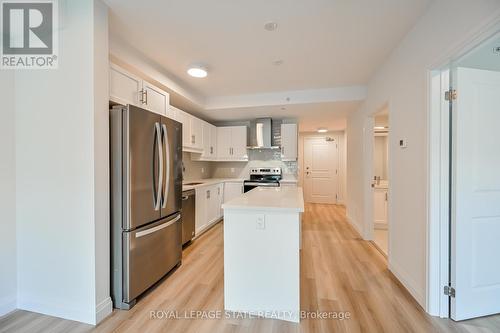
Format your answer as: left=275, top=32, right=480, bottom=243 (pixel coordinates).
left=248, top=118, right=280, bottom=149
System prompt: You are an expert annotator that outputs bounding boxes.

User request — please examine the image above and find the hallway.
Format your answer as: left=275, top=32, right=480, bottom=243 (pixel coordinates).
left=1, top=204, right=499, bottom=332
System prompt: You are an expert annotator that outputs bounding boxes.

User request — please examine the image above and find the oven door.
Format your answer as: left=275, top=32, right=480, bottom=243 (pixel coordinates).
left=243, top=181, right=280, bottom=193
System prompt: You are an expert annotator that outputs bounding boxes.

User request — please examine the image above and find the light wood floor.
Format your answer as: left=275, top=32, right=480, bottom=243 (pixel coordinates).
left=2, top=204, right=500, bottom=333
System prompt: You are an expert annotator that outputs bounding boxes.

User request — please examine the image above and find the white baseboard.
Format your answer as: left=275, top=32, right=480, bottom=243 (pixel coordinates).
left=95, top=297, right=113, bottom=324
left=18, top=297, right=94, bottom=325
left=388, top=261, right=425, bottom=308
left=345, top=214, right=363, bottom=237
left=0, top=295, right=17, bottom=317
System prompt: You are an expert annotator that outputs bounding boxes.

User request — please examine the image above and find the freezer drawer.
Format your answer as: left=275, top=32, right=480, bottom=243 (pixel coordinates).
left=123, top=213, right=181, bottom=303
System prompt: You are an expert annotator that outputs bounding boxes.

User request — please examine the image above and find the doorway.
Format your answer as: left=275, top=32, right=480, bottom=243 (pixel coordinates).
left=371, top=110, right=389, bottom=256
left=428, top=32, right=500, bottom=321
left=303, top=136, right=339, bottom=204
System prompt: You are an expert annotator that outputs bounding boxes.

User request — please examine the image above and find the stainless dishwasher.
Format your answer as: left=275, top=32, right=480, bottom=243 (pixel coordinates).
left=181, top=189, right=195, bottom=245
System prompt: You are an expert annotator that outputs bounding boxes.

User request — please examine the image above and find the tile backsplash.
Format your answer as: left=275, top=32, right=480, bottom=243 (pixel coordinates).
left=211, top=149, right=298, bottom=179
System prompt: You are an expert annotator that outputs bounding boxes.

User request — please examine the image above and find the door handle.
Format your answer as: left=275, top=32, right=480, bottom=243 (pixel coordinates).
left=161, top=123, right=169, bottom=208
left=154, top=122, right=163, bottom=211
left=135, top=215, right=180, bottom=238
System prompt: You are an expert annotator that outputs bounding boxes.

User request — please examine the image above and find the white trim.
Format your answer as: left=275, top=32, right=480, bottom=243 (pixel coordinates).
left=0, top=295, right=17, bottom=318
left=426, top=12, right=500, bottom=319
left=389, top=261, right=425, bottom=308
left=95, top=297, right=113, bottom=324
left=18, top=297, right=95, bottom=325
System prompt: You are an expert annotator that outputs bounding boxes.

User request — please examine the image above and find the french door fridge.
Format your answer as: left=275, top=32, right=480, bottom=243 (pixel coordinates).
left=110, top=104, right=183, bottom=309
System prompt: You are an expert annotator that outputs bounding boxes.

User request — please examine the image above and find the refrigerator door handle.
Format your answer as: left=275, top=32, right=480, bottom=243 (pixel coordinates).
left=161, top=123, right=170, bottom=208
left=135, top=214, right=181, bottom=238
left=154, top=122, right=163, bottom=211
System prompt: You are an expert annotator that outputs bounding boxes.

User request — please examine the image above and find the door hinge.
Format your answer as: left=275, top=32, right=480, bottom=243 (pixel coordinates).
left=444, top=285, right=455, bottom=298
left=444, top=89, right=457, bottom=101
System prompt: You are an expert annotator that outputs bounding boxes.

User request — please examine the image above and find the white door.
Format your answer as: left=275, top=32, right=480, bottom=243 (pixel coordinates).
left=142, top=81, right=169, bottom=116
left=210, top=125, right=217, bottom=159
left=190, top=117, right=203, bottom=150
left=217, top=127, right=232, bottom=160
left=231, top=126, right=248, bottom=160
left=451, top=67, right=500, bottom=320
left=373, top=189, right=388, bottom=227
left=303, top=137, right=338, bottom=204
left=174, top=108, right=191, bottom=148
left=201, top=121, right=212, bottom=159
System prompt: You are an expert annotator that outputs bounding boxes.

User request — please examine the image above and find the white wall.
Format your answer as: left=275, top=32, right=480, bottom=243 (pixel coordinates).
left=15, top=0, right=110, bottom=324
left=0, top=72, right=17, bottom=317
left=346, top=0, right=500, bottom=309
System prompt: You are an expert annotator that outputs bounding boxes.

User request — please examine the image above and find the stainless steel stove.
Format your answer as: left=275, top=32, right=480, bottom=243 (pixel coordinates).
left=243, top=167, right=282, bottom=193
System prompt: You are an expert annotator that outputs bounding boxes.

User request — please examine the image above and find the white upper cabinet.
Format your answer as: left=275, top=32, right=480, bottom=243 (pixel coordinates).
left=172, top=106, right=192, bottom=148
left=281, top=123, right=298, bottom=161
left=109, top=63, right=142, bottom=106
left=198, top=121, right=217, bottom=160
left=216, top=127, right=232, bottom=160
left=216, top=126, right=248, bottom=161
left=141, top=80, right=170, bottom=116
left=190, top=116, right=203, bottom=151
left=109, top=63, right=169, bottom=116
left=171, top=106, right=204, bottom=153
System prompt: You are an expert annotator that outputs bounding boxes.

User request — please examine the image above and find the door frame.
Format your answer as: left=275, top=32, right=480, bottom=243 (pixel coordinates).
left=363, top=104, right=391, bottom=250
left=300, top=133, right=341, bottom=204
left=426, top=18, right=500, bottom=318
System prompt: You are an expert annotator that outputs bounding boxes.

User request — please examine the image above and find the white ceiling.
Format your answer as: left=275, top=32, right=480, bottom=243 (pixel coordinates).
left=104, top=0, right=431, bottom=130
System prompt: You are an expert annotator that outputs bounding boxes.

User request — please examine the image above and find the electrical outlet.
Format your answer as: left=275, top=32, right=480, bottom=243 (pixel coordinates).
left=201, top=167, right=205, bottom=174
left=256, top=216, right=265, bottom=230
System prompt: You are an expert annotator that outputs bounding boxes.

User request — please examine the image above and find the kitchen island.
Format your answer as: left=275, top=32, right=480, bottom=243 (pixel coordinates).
left=222, top=186, right=304, bottom=323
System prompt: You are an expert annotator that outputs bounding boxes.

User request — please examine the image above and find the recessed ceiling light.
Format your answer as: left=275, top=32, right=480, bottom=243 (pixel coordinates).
left=317, top=128, right=328, bottom=133
left=264, top=22, right=278, bottom=31
left=273, top=59, right=284, bottom=66
left=187, top=65, right=208, bottom=78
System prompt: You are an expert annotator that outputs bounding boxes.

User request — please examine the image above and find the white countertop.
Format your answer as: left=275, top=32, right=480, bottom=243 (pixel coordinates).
left=222, top=186, right=304, bottom=213
left=182, top=178, right=245, bottom=191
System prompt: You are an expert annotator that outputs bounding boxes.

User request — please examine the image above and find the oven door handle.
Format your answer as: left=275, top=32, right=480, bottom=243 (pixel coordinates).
left=244, top=182, right=280, bottom=187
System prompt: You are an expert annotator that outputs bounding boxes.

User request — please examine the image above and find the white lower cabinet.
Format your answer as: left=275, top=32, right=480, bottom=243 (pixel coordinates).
left=224, top=181, right=244, bottom=203
left=373, top=188, right=388, bottom=228
left=195, top=183, right=224, bottom=236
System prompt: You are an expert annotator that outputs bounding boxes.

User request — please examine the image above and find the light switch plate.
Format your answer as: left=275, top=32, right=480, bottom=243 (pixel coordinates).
left=256, top=215, right=265, bottom=230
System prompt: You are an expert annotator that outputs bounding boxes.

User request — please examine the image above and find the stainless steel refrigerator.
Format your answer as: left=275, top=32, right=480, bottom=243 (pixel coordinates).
left=110, top=104, right=183, bottom=310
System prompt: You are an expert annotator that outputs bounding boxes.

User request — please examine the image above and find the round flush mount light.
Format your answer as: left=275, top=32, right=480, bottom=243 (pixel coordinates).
left=264, top=21, right=278, bottom=31
left=187, top=65, right=208, bottom=78
left=273, top=59, right=284, bottom=66
left=317, top=128, right=328, bottom=133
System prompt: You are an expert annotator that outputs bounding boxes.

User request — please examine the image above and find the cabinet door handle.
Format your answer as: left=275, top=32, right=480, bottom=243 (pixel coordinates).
left=143, top=89, right=148, bottom=105
left=139, top=89, right=144, bottom=104
left=206, top=190, right=210, bottom=199
left=210, top=146, right=213, bottom=154
left=192, top=135, right=195, bottom=144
